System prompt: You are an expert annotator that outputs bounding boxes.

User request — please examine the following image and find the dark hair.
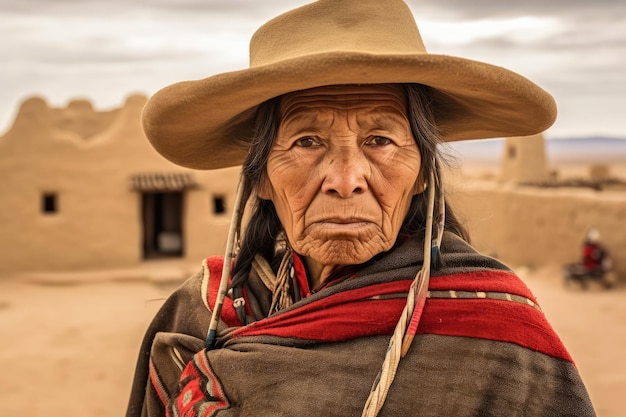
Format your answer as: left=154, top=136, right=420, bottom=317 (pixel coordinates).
left=230, top=83, right=468, bottom=289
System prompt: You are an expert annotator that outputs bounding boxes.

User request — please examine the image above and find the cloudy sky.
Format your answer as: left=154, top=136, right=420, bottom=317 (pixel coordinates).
left=1, top=0, right=625, bottom=139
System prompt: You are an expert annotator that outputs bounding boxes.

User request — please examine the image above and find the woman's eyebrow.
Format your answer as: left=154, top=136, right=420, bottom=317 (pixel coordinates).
left=358, top=110, right=409, bottom=131
left=279, top=111, right=326, bottom=131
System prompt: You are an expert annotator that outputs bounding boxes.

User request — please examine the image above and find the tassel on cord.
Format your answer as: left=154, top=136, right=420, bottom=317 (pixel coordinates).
left=205, top=173, right=246, bottom=349
left=361, top=161, right=440, bottom=417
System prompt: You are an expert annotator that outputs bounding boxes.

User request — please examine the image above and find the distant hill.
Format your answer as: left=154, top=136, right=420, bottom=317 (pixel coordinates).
left=443, top=137, right=626, bottom=165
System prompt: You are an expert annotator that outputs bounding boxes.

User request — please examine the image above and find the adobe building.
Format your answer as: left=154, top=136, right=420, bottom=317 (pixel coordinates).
left=0, top=95, right=239, bottom=277
left=500, top=133, right=549, bottom=183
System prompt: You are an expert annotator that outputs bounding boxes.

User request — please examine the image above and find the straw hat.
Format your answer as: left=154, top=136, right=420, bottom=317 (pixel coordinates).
left=142, top=0, right=557, bottom=170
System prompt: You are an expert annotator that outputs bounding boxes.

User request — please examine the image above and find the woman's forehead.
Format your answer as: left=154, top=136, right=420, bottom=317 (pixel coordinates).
left=279, top=84, right=408, bottom=123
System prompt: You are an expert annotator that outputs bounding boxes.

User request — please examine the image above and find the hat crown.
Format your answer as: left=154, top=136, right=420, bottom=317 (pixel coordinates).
left=250, top=0, right=427, bottom=67
left=143, top=0, right=556, bottom=170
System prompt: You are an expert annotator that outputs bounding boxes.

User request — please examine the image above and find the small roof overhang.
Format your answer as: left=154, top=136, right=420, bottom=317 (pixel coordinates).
left=130, top=172, right=199, bottom=192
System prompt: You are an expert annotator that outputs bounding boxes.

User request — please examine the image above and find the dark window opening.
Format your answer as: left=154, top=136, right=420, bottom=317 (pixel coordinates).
left=213, top=195, right=226, bottom=215
left=508, top=145, right=517, bottom=159
left=141, top=192, right=184, bottom=259
left=42, top=193, right=57, bottom=214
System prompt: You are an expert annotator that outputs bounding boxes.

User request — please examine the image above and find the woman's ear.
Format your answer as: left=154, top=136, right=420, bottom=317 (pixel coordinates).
left=257, top=176, right=272, bottom=200
left=413, top=177, right=426, bottom=195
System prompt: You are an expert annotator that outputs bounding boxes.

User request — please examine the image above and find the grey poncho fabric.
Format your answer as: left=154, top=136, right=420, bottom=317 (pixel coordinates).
left=126, top=233, right=595, bottom=416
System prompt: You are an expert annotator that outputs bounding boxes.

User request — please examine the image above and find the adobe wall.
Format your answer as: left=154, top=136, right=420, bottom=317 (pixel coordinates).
left=449, top=183, right=626, bottom=279
left=0, top=95, right=239, bottom=277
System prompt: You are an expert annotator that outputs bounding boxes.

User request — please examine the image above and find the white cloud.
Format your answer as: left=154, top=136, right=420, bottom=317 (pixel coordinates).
left=421, top=16, right=561, bottom=46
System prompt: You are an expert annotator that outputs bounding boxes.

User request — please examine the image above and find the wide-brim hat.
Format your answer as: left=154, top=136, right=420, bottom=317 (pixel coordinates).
left=142, top=0, right=557, bottom=170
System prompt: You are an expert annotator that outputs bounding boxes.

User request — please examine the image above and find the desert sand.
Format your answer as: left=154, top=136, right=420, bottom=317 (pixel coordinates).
left=0, top=260, right=624, bottom=417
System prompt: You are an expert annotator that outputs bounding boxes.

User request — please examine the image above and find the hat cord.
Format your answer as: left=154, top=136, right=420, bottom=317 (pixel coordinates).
left=205, top=172, right=246, bottom=349
left=361, top=161, right=441, bottom=417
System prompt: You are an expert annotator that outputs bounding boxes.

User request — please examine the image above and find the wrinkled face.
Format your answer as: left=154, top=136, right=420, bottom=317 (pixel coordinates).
left=259, top=84, right=422, bottom=280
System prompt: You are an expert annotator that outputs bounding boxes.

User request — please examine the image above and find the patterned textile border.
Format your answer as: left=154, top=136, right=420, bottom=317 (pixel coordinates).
left=370, top=290, right=542, bottom=312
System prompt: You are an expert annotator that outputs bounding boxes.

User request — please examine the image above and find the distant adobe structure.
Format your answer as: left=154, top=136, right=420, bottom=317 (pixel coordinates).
left=500, top=133, right=549, bottom=183
left=0, top=95, right=239, bottom=277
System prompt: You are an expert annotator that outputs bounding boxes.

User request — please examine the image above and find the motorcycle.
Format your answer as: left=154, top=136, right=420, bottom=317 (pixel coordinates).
left=563, top=255, right=616, bottom=290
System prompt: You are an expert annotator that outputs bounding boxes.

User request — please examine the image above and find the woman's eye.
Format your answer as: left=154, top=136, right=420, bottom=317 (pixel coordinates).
left=294, top=137, right=319, bottom=148
left=366, top=136, right=393, bottom=146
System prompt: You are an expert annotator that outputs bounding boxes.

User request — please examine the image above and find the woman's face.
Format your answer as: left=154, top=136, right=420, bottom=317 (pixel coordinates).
left=259, top=84, right=422, bottom=284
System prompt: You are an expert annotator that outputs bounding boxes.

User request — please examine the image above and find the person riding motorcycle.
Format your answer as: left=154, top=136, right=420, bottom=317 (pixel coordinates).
left=582, top=229, right=608, bottom=277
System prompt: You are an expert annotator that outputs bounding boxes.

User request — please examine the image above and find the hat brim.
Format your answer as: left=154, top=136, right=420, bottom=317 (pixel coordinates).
left=142, top=52, right=556, bottom=170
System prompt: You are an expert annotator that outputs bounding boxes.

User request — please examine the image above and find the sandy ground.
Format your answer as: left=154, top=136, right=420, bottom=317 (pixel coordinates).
left=0, top=264, right=624, bottom=416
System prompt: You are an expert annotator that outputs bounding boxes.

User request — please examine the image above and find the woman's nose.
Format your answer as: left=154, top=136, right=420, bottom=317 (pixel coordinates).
left=321, top=147, right=369, bottom=198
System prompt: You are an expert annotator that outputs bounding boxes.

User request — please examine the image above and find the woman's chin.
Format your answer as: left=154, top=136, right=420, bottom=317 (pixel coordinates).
left=299, top=238, right=390, bottom=267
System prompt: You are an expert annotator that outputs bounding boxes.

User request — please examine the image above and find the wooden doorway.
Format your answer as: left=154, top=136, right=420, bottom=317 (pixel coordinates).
left=142, top=192, right=184, bottom=259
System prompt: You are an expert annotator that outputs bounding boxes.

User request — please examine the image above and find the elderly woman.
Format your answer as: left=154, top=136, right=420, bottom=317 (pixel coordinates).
left=127, top=1, right=595, bottom=416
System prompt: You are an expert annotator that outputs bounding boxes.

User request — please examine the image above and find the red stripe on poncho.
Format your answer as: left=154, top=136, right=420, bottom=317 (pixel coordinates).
left=205, top=257, right=571, bottom=362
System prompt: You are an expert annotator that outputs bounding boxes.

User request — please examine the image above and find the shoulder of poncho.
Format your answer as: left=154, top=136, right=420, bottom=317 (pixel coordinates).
left=200, top=256, right=224, bottom=310
left=162, top=257, right=229, bottom=317
left=430, top=269, right=535, bottom=301
left=200, top=256, right=243, bottom=327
